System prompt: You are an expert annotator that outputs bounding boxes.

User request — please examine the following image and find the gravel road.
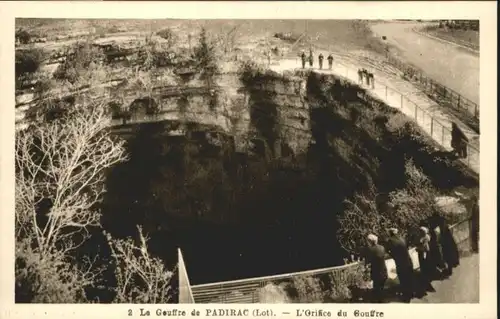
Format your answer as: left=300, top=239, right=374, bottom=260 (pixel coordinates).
left=371, top=22, right=479, bottom=105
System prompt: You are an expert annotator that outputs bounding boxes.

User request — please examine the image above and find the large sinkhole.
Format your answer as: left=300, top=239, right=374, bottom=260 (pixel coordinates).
left=100, top=70, right=478, bottom=285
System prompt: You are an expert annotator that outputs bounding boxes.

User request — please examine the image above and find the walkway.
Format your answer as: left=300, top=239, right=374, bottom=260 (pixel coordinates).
left=269, top=55, right=479, bottom=173
left=413, top=253, right=479, bottom=303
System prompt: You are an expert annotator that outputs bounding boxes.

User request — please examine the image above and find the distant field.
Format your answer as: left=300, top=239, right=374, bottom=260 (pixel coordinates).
left=422, top=25, right=479, bottom=51
left=16, top=19, right=388, bottom=56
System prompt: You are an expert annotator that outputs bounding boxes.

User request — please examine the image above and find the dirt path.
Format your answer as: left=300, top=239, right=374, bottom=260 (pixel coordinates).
left=370, top=22, right=479, bottom=105
left=270, top=56, right=479, bottom=173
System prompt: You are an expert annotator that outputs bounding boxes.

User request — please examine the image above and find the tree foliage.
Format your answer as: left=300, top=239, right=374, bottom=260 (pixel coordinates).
left=192, top=27, right=220, bottom=79
left=16, top=28, right=32, bottom=45
left=337, top=158, right=441, bottom=254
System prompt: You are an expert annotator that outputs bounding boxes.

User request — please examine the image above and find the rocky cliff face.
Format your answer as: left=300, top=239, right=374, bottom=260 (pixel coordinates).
left=106, top=70, right=313, bottom=159
left=17, top=66, right=478, bottom=285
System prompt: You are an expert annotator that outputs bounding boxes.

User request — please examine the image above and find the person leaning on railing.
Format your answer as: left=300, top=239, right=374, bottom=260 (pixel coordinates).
left=451, top=122, right=469, bottom=158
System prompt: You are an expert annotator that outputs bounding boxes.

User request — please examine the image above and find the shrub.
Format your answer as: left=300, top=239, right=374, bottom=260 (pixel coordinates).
left=337, top=158, right=441, bottom=253
left=337, top=185, right=391, bottom=254
left=156, top=28, right=177, bottom=48
left=53, top=41, right=104, bottom=84
left=15, top=239, right=90, bottom=303
left=238, top=59, right=273, bottom=87
left=257, top=283, right=290, bottom=303
left=387, top=158, right=439, bottom=242
left=16, top=29, right=32, bottom=44
left=15, top=49, right=45, bottom=79
left=292, top=276, right=323, bottom=303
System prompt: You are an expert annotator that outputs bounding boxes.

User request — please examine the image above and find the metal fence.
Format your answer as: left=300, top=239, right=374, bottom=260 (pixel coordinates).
left=386, top=55, right=479, bottom=120
left=316, top=59, right=480, bottom=174
left=381, top=83, right=479, bottom=173
left=182, top=217, right=474, bottom=304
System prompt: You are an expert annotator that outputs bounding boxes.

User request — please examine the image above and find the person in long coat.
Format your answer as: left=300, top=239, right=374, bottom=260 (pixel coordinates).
left=357, top=69, right=363, bottom=84
left=386, top=228, right=415, bottom=302
left=434, top=214, right=460, bottom=275
left=327, top=54, right=334, bottom=70
left=470, top=195, right=479, bottom=252
left=364, top=234, right=388, bottom=303
left=427, top=219, right=446, bottom=278
left=451, top=122, right=469, bottom=158
left=318, top=53, right=324, bottom=70
left=416, top=226, right=435, bottom=292
left=300, top=51, right=307, bottom=69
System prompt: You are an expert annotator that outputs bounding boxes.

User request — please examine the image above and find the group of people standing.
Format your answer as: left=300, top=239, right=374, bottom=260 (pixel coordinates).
left=300, top=50, right=334, bottom=71
left=358, top=68, right=375, bottom=89
left=364, top=212, right=460, bottom=303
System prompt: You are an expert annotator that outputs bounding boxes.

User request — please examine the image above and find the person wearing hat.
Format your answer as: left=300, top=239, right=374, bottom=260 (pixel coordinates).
left=386, top=228, right=415, bottom=302
left=364, top=233, right=388, bottom=303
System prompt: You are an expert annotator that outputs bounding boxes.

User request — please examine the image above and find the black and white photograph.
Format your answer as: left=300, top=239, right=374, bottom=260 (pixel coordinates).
left=6, top=2, right=495, bottom=312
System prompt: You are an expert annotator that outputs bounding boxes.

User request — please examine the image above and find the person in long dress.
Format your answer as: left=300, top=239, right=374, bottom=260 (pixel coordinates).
left=434, top=214, right=460, bottom=275
left=364, top=234, right=388, bottom=303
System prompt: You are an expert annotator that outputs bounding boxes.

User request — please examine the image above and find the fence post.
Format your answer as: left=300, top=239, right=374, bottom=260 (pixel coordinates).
left=442, top=125, right=445, bottom=145
left=457, top=95, right=461, bottom=109
left=430, top=117, right=434, bottom=137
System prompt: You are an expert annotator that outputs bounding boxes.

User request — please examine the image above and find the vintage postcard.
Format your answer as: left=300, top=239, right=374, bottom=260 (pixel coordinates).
left=0, top=1, right=496, bottom=319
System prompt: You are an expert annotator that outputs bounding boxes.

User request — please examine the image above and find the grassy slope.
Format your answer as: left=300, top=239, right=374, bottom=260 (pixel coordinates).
left=422, top=25, right=479, bottom=50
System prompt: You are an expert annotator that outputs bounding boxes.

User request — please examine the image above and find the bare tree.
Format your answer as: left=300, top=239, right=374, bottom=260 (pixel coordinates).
left=106, top=225, right=176, bottom=303
left=15, top=102, right=127, bottom=256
